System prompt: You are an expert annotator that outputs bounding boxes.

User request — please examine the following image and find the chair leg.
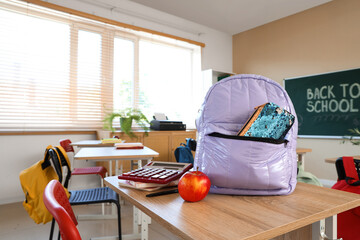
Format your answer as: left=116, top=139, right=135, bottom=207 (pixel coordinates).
left=116, top=201, right=122, bottom=240
left=100, top=176, right=105, bottom=215
left=49, top=218, right=55, bottom=240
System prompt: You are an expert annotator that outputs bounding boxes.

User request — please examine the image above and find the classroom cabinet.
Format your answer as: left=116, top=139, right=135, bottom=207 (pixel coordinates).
left=97, top=130, right=196, bottom=174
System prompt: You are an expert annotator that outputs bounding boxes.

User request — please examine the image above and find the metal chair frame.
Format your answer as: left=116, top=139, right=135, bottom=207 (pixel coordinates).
left=48, top=146, right=122, bottom=240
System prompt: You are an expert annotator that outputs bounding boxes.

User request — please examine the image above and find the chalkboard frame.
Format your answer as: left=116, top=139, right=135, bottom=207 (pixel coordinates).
left=284, top=68, right=360, bottom=139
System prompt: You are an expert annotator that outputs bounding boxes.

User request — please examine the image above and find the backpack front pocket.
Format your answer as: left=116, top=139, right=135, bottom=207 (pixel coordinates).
left=203, top=133, right=290, bottom=190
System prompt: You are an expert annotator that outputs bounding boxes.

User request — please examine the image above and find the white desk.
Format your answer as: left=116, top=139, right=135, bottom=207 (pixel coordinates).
left=74, top=146, right=159, bottom=176
left=74, top=146, right=159, bottom=240
left=71, top=140, right=116, bottom=148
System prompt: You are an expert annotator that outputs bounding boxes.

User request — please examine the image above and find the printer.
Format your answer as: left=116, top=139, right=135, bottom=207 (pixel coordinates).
left=150, top=120, right=186, bottom=131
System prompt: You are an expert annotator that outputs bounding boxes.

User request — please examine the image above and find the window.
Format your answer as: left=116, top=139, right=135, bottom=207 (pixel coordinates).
left=0, top=0, right=202, bottom=131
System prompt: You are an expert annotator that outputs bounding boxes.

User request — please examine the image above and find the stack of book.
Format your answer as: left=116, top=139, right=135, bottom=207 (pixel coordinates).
left=115, top=142, right=144, bottom=149
left=118, top=179, right=178, bottom=191
left=101, top=138, right=123, bottom=144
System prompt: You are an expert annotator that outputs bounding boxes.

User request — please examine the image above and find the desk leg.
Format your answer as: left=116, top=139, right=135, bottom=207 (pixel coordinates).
left=141, top=212, right=151, bottom=240
left=132, top=206, right=151, bottom=240
left=115, top=160, right=119, bottom=176
left=137, top=158, right=152, bottom=169
left=109, top=160, right=113, bottom=176
left=133, top=206, right=140, bottom=234
left=298, top=153, right=305, bottom=169
left=312, top=216, right=338, bottom=240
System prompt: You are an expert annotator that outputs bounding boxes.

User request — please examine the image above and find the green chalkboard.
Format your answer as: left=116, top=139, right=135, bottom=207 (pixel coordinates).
left=284, top=68, right=360, bottom=138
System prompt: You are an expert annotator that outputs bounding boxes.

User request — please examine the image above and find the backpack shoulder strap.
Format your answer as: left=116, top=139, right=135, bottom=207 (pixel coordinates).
left=54, top=146, right=72, bottom=188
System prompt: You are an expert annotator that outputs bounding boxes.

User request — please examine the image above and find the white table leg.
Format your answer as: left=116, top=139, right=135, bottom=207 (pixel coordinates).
left=137, top=158, right=152, bottom=169
left=141, top=212, right=151, bottom=240
left=109, top=160, right=113, bottom=176
left=137, top=159, right=142, bottom=168
left=133, top=206, right=140, bottom=234
left=312, top=215, right=338, bottom=240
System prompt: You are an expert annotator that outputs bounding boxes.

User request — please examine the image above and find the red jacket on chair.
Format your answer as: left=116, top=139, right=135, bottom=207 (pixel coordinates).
left=331, top=156, right=360, bottom=240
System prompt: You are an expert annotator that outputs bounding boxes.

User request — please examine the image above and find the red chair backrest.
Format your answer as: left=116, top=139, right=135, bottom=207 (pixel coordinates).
left=43, top=180, right=81, bottom=240
left=59, top=139, right=75, bottom=153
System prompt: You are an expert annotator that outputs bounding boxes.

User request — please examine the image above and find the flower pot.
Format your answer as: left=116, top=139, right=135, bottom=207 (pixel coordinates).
left=120, top=117, right=133, bottom=133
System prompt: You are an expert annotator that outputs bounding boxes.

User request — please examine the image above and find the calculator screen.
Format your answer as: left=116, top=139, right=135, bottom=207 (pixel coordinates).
left=151, top=162, right=186, bottom=169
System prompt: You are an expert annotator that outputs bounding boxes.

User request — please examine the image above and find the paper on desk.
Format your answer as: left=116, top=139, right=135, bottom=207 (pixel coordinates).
left=154, top=112, right=167, bottom=120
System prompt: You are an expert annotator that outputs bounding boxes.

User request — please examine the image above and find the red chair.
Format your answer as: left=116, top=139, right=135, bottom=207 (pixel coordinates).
left=59, top=139, right=107, bottom=187
left=43, top=180, right=81, bottom=240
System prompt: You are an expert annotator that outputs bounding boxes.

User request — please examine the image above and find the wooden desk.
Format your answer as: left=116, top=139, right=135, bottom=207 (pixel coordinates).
left=296, top=148, right=312, bottom=168
left=105, top=176, right=360, bottom=240
left=74, top=147, right=159, bottom=175
left=325, top=155, right=360, bottom=164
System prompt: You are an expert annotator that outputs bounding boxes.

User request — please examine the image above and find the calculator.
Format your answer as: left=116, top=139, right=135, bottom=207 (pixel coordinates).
left=118, top=161, right=193, bottom=184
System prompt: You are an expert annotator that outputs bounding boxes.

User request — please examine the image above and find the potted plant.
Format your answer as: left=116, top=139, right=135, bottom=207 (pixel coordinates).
left=103, top=108, right=150, bottom=138
left=346, top=128, right=360, bottom=146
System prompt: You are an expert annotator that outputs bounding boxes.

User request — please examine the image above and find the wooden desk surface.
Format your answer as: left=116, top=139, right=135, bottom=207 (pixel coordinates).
left=74, top=147, right=159, bottom=161
left=296, top=148, right=312, bottom=154
left=325, top=155, right=360, bottom=164
left=105, top=176, right=360, bottom=240
left=71, top=140, right=115, bottom=147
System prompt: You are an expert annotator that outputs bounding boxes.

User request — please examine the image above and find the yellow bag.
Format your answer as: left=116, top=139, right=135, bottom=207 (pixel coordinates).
left=19, top=145, right=68, bottom=224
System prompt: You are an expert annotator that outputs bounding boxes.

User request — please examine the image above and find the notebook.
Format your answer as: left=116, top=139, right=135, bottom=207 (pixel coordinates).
left=237, top=102, right=295, bottom=140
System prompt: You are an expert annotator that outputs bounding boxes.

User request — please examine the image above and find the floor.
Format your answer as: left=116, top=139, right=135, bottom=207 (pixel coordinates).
left=0, top=200, right=180, bottom=240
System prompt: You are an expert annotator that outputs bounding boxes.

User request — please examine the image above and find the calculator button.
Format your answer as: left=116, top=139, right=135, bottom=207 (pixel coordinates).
left=151, top=174, right=160, bottom=178
left=159, top=175, right=168, bottom=179
left=146, top=172, right=156, bottom=176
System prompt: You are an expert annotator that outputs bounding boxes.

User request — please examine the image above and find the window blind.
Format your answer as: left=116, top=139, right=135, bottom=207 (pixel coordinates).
left=0, top=0, right=202, bottom=131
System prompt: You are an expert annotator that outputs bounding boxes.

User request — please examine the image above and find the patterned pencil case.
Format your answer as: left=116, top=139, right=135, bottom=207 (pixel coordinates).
left=237, top=102, right=295, bottom=140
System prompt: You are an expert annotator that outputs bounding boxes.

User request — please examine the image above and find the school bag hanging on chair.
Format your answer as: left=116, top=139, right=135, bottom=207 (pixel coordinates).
left=19, top=145, right=69, bottom=224
left=194, top=74, right=298, bottom=195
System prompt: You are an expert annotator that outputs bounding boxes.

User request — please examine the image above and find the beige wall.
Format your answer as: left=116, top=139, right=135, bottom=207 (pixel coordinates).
left=232, top=0, right=360, bottom=182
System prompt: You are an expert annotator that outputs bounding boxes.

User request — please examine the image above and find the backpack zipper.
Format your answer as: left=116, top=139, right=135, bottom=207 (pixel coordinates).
left=208, top=132, right=288, bottom=145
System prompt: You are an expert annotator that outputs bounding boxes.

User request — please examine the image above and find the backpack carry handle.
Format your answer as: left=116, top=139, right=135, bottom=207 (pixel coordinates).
left=343, top=156, right=360, bottom=186
left=41, top=146, right=63, bottom=184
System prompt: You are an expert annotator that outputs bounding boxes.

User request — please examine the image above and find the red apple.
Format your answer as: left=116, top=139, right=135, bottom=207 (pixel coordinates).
left=178, top=168, right=211, bottom=202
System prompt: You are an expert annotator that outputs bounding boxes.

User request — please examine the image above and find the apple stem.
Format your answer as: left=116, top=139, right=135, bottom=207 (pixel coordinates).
left=196, top=166, right=199, bottom=174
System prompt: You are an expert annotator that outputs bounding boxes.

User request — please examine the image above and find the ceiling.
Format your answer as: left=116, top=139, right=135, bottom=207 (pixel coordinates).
left=129, top=0, right=332, bottom=35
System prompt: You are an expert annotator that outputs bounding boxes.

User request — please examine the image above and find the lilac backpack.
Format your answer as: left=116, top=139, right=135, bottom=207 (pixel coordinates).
left=194, top=74, right=298, bottom=195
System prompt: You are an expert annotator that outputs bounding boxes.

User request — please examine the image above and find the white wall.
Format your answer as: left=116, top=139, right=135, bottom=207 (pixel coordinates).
left=1, top=133, right=98, bottom=204
left=0, top=0, right=232, bottom=204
